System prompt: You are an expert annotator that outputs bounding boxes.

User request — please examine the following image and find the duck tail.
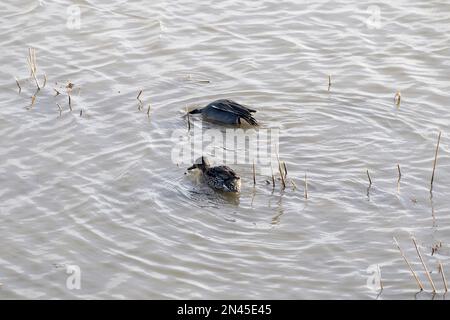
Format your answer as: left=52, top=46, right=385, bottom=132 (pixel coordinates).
left=243, top=115, right=258, bottom=126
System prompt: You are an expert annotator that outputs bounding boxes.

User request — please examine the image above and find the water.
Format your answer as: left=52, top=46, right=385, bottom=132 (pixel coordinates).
left=1, top=0, right=450, bottom=299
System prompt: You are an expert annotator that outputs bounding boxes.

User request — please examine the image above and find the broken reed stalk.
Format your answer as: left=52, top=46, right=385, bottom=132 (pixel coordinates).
left=56, top=103, right=62, bottom=116
left=412, top=237, right=437, bottom=293
left=80, top=109, right=83, bottom=117
left=15, top=77, right=21, bottom=93
left=328, top=75, right=331, bottom=91
left=439, top=262, right=448, bottom=293
left=147, top=105, right=151, bottom=117
left=366, top=169, right=372, bottom=187
left=393, top=237, right=424, bottom=291
left=42, top=74, right=47, bottom=88
left=136, top=90, right=142, bottom=101
left=252, top=160, right=256, bottom=186
left=430, top=131, right=441, bottom=193
left=304, top=173, right=308, bottom=199
left=394, top=91, right=401, bottom=106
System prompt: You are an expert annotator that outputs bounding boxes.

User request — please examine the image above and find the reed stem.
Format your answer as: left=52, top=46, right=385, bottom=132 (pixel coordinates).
left=412, top=237, right=436, bottom=293
left=430, top=131, right=441, bottom=193
left=393, top=237, right=424, bottom=291
left=367, top=169, right=372, bottom=187
left=252, top=160, right=256, bottom=186
left=439, top=262, right=448, bottom=293
left=304, top=173, right=308, bottom=199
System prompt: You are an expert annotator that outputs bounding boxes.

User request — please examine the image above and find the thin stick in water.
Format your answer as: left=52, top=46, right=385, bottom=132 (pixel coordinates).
left=439, top=262, right=448, bottom=293
left=430, top=131, right=441, bottom=193
left=378, top=264, right=384, bottom=292
left=252, top=160, right=256, bottom=186
left=15, top=77, right=21, bottom=93
left=271, top=166, right=275, bottom=190
left=328, top=75, right=331, bottom=91
left=304, top=173, right=308, bottom=199
left=56, top=103, right=62, bottom=116
left=186, top=106, right=191, bottom=131
left=393, top=237, right=424, bottom=291
left=366, top=169, right=372, bottom=187
left=283, top=161, right=288, bottom=179
left=290, top=179, right=297, bottom=191
left=412, top=237, right=437, bottom=293
left=394, top=91, right=401, bottom=106
left=68, top=94, right=72, bottom=111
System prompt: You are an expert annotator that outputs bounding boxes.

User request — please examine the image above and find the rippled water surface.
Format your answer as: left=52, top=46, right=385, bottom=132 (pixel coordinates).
left=1, top=0, right=450, bottom=299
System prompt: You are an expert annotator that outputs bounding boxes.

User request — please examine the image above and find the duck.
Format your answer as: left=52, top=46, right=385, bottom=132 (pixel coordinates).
left=187, top=156, right=241, bottom=193
left=189, top=99, right=258, bottom=125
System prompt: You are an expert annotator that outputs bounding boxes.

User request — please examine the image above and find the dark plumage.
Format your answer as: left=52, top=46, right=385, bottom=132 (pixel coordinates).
left=189, top=99, right=258, bottom=125
left=188, top=156, right=241, bottom=193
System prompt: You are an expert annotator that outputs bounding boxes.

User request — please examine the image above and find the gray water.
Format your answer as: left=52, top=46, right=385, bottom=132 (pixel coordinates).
left=1, top=0, right=450, bottom=299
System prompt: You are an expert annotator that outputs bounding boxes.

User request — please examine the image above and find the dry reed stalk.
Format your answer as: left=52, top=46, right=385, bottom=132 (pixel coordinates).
left=30, top=95, right=36, bottom=107
left=27, top=48, right=40, bottom=90
left=412, top=237, right=437, bottom=293
left=304, top=173, right=308, bottom=199
left=430, top=131, right=441, bottom=193
left=328, top=75, right=331, bottom=91
left=54, top=89, right=60, bottom=96
left=393, top=237, right=424, bottom=291
left=439, top=262, right=448, bottom=293
left=147, top=105, right=151, bottom=117
left=394, top=91, right=401, bottom=106
left=15, top=78, right=21, bottom=93
left=136, top=90, right=142, bottom=101
left=252, top=160, right=256, bottom=186
left=397, top=164, right=401, bottom=186
left=80, top=109, right=83, bottom=117
left=42, top=74, right=47, bottom=88
left=367, top=169, right=372, bottom=187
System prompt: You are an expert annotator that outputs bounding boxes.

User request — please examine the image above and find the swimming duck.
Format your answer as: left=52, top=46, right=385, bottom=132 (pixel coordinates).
left=187, top=156, right=241, bottom=193
left=189, top=99, right=258, bottom=125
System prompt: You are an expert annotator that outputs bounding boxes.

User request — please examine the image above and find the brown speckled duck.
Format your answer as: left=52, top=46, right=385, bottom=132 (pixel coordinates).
left=188, top=156, right=241, bottom=193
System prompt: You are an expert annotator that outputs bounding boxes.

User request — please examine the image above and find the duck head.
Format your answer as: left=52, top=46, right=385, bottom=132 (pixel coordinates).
left=187, top=156, right=211, bottom=172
